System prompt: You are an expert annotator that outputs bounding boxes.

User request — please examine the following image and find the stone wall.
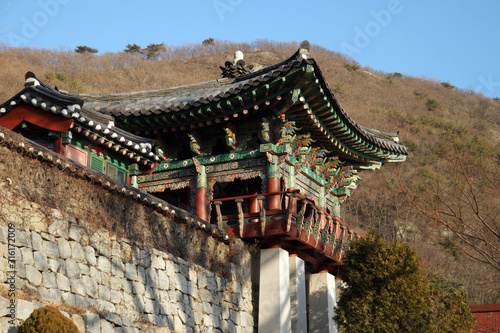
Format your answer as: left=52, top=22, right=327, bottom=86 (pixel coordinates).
left=0, top=131, right=257, bottom=333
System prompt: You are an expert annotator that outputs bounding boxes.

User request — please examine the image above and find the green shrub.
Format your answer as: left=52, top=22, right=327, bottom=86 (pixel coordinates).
left=440, top=82, right=454, bottom=89
left=18, top=306, right=80, bottom=333
left=344, top=62, right=360, bottom=72
left=425, top=98, right=441, bottom=111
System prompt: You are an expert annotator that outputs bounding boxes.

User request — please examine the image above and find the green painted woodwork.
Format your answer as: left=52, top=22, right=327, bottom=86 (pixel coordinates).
left=196, top=165, right=207, bottom=188
left=90, top=154, right=105, bottom=173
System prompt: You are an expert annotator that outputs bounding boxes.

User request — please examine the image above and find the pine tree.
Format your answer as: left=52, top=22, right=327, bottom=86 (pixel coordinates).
left=74, top=45, right=98, bottom=54
left=335, top=230, right=475, bottom=333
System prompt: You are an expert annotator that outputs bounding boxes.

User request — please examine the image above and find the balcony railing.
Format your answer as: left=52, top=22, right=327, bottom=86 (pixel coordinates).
left=210, top=190, right=361, bottom=269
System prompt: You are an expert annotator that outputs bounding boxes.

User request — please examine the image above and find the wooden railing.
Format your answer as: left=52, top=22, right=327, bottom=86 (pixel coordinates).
left=209, top=189, right=361, bottom=263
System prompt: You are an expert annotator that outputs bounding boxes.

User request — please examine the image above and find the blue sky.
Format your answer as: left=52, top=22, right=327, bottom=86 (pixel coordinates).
left=1, top=0, right=500, bottom=98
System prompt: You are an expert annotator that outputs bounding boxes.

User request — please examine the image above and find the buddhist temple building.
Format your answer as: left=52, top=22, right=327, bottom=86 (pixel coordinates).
left=0, top=41, right=408, bottom=332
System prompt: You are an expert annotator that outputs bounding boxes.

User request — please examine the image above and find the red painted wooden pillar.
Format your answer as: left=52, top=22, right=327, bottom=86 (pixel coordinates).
left=267, top=156, right=281, bottom=210
left=195, top=165, right=208, bottom=221
left=248, top=177, right=261, bottom=213
left=54, top=138, right=65, bottom=155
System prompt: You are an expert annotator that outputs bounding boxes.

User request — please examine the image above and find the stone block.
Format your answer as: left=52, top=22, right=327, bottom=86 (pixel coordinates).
left=140, top=246, right=151, bottom=267
left=125, top=263, right=137, bottom=281
left=16, top=261, right=26, bottom=279
left=78, top=262, right=90, bottom=276
left=89, top=232, right=100, bottom=251
left=70, top=278, right=86, bottom=296
left=137, top=266, right=147, bottom=285
left=68, top=225, right=82, bottom=242
left=132, top=295, right=144, bottom=312
left=111, top=257, right=125, bottom=277
left=151, top=253, right=165, bottom=270
left=84, top=245, right=97, bottom=265
left=42, top=240, right=59, bottom=259
left=48, top=217, right=68, bottom=239
left=71, top=241, right=86, bottom=262
left=26, top=264, right=42, bottom=286
left=207, top=276, right=217, bottom=292
left=20, top=247, right=33, bottom=266
left=97, top=255, right=111, bottom=273
left=75, top=294, right=90, bottom=307
left=165, top=259, right=176, bottom=278
left=146, top=268, right=158, bottom=288
left=111, top=241, right=121, bottom=258
left=102, top=311, right=122, bottom=326
left=62, top=291, right=76, bottom=305
left=100, top=285, right=113, bottom=305
left=144, top=285, right=156, bottom=300
left=71, top=314, right=85, bottom=333
left=82, top=312, right=101, bottom=333
left=33, top=251, right=48, bottom=271
left=17, top=230, right=31, bottom=248
left=188, top=268, right=197, bottom=285
left=65, top=258, right=80, bottom=279
left=90, top=266, right=102, bottom=284
left=83, top=275, right=98, bottom=298
left=174, top=272, right=188, bottom=294
left=197, top=272, right=208, bottom=290
left=110, top=289, right=122, bottom=304
left=158, top=270, right=169, bottom=290
left=101, top=318, right=115, bottom=332
left=58, top=238, right=71, bottom=259
left=38, top=286, right=61, bottom=302
left=31, top=231, right=43, bottom=252
left=120, top=242, right=133, bottom=262
left=100, top=236, right=111, bottom=257
left=131, top=280, right=145, bottom=295
left=16, top=299, right=33, bottom=321
left=109, top=276, right=122, bottom=291
left=42, top=271, right=57, bottom=289
left=93, top=299, right=115, bottom=313
left=29, top=211, right=48, bottom=233
left=143, top=297, right=155, bottom=314
left=48, top=258, right=60, bottom=273
left=122, top=292, right=134, bottom=310
left=101, top=272, right=111, bottom=288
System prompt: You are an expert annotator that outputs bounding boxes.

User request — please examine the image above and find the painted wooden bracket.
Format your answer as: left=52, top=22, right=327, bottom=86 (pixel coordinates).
left=235, top=198, right=244, bottom=238
left=257, top=196, right=266, bottom=235
left=213, top=201, right=223, bottom=228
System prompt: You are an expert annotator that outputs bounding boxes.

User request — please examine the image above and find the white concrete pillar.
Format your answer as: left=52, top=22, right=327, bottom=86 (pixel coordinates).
left=289, top=255, right=307, bottom=333
left=308, top=272, right=338, bottom=333
left=258, top=248, right=291, bottom=333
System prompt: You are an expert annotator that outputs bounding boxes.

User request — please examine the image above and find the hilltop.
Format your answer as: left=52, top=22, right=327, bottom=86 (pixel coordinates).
left=0, top=40, right=498, bottom=304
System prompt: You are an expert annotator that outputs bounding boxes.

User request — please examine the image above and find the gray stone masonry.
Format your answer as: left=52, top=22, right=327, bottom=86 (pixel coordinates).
left=0, top=189, right=255, bottom=333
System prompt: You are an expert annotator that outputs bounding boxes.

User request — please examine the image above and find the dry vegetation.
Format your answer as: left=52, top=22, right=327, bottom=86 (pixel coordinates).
left=0, top=40, right=498, bottom=304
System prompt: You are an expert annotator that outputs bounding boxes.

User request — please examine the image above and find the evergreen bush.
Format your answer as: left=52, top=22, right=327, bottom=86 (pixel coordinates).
left=18, top=306, right=80, bottom=333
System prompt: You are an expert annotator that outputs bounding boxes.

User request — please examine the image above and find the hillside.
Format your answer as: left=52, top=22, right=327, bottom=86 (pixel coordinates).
left=0, top=40, right=498, bottom=304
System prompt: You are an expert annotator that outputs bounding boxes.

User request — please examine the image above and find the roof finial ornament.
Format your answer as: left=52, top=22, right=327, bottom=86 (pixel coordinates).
left=220, top=50, right=253, bottom=79
left=299, top=40, right=311, bottom=59
left=233, top=50, right=244, bottom=65
left=25, top=71, right=40, bottom=87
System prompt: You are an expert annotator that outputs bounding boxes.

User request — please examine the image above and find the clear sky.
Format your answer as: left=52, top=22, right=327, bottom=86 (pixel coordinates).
left=1, top=0, right=499, bottom=98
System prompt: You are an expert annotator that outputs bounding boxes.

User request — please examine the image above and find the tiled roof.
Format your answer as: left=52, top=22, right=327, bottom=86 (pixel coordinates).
left=60, top=41, right=407, bottom=162
left=0, top=73, right=160, bottom=165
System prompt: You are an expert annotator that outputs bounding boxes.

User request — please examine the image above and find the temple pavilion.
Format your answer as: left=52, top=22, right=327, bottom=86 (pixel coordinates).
left=1, top=41, right=407, bottom=272
left=0, top=40, right=408, bottom=331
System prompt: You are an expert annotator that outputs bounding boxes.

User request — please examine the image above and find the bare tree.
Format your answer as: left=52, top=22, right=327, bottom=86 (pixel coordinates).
left=394, top=130, right=500, bottom=272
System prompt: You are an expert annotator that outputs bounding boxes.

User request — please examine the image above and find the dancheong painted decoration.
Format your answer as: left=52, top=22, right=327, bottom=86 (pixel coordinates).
left=0, top=41, right=407, bottom=273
